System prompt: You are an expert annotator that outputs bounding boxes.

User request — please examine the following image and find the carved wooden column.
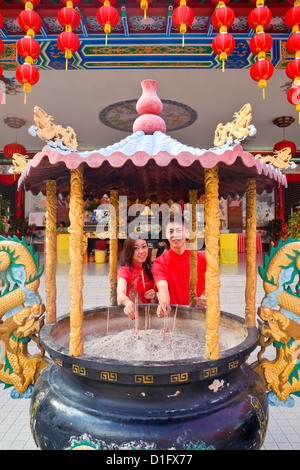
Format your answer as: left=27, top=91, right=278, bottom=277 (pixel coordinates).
left=245, top=178, right=257, bottom=327
left=109, top=189, right=119, bottom=306
left=69, top=164, right=85, bottom=357
left=189, top=189, right=198, bottom=307
left=204, top=165, right=221, bottom=360
left=45, top=180, right=57, bottom=323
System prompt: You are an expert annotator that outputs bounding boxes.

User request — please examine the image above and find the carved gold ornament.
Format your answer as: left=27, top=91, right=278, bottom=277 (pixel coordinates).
left=214, top=103, right=254, bottom=148
left=255, top=147, right=294, bottom=169
left=33, top=106, right=78, bottom=150
left=12, top=153, right=30, bottom=174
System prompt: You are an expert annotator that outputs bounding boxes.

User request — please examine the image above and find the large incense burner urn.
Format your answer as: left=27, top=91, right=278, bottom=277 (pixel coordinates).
left=30, top=306, right=268, bottom=450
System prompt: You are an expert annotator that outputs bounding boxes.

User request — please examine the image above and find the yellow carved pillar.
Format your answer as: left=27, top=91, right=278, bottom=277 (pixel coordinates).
left=69, top=164, right=85, bottom=357
left=189, top=189, right=197, bottom=307
left=245, top=178, right=257, bottom=327
left=204, top=165, right=221, bottom=360
left=109, top=189, right=119, bottom=306
left=45, top=180, right=57, bottom=323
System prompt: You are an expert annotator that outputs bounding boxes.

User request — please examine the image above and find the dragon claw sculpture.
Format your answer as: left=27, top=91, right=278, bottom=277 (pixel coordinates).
left=253, top=238, right=300, bottom=406
left=0, top=236, right=49, bottom=398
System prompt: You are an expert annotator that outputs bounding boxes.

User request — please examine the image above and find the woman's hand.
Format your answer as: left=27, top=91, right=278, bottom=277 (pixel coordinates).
left=157, top=302, right=171, bottom=318
left=144, top=289, right=156, bottom=300
left=123, top=300, right=136, bottom=320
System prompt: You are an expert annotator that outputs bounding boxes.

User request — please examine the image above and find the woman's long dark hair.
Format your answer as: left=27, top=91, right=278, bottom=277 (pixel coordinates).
left=120, top=236, right=153, bottom=281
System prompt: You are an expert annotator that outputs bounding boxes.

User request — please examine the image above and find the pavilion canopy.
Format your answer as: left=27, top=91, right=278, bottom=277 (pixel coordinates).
left=18, top=130, right=287, bottom=201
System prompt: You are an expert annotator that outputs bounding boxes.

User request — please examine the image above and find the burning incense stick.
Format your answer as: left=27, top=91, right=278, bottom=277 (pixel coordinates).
left=170, top=305, right=178, bottom=347
left=134, top=297, right=139, bottom=335
left=106, top=307, right=110, bottom=336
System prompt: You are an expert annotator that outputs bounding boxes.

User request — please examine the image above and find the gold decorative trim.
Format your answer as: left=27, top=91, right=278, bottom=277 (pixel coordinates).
left=72, top=364, right=86, bottom=376
left=134, top=374, right=154, bottom=384
left=55, top=358, right=63, bottom=367
left=170, top=373, right=188, bottom=383
left=228, top=360, right=239, bottom=370
left=100, top=371, right=118, bottom=382
left=203, top=367, right=218, bottom=378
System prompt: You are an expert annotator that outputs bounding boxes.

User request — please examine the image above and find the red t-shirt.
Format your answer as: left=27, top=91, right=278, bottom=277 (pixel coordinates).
left=152, top=249, right=206, bottom=305
left=117, top=262, right=155, bottom=304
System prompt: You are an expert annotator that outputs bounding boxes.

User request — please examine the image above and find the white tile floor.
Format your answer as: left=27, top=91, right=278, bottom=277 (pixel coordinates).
left=1, top=252, right=300, bottom=450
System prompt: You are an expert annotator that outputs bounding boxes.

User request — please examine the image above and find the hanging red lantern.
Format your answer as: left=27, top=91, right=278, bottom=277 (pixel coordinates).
left=212, top=5, right=235, bottom=30
left=172, top=1, right=194, bottom=47
left=0, top=13, right=3, bottom=30
left=18, top=9, right=42, bottom=37
left=212, top=32, right=235, bottom=71
left=287, top=31, right=300, bottom=54
left=96, top=1, right=119, bottom=46
left=286, top=57, right=300, bottom=80
left=136, top=0, right=153, bottom=20
left=287, top=83, right=300, bottom=123
left=250, top=58, right=274, bottom=99
left=0, top=38, right=4, bottom=57
left=57, top=30, right=80, bottom=63
left=249, top=31, right=273, bottom=56
left=248, top=6, right=272, bottom=30
left=284, top=4, right=300, bottom=30
left=16, top=62, right=39, bottom=103
left=3, top=142, right=27, bottom=159
left=17, top=36, right=40, bottom=61
left=57, top=6, right=81, bottom=30
left=273, top=139, right=297, bottom=156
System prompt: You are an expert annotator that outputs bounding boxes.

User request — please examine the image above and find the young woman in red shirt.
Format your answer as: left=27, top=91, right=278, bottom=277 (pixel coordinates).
left=117, top=237, right=156, bottom=319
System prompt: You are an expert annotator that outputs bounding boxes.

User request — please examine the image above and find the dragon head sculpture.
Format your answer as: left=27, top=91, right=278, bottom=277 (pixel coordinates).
left=257, top=307, right=300, bottom=344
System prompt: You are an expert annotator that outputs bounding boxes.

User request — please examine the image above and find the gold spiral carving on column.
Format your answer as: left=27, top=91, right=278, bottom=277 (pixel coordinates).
left=189, top=189, right=197, bottom=307
left=204, top=166, right=221, bottom=360
left=45, top=180, right=57, bottom=324
left=69, top=164, right=85, bottom=357
left=245, top=178, right=257, bottom=327
left=109, top=189, right=119, bottom=306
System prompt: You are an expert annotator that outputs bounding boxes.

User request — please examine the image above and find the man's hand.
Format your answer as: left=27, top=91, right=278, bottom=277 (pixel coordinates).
left=196, top=292, right=206, bottom=309
left=157, top=302, right=171, bottom=318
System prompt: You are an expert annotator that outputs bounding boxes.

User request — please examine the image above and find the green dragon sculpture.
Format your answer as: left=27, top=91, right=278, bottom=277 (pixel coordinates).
left=0, top=235, right=49, bottom=398
left=253, top=237, right=300, bottom=407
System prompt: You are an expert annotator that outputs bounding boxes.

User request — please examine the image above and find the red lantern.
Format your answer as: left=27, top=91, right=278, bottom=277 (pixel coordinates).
left=286, top=57, right=300, bottom=80
left=172, top=3, right=194, bottom=47
left=57, top=7, right=81, bottom=30
left=0, top=13, right=3, bottom=30
left=3, top=142, right=27, bottom=159
left=250, top=58, right=274, bottom=98
left=0, top=38, right=4, bottom=57
left=212, top=5, right=235, bottom=30
left=57, top=30, right=80, bottom=59
left=212, top=32, right=235, bottom=71
left=96, top=3, right=119, bottom=45
left=136, top=0, right=153, bottom=19
left=249, top=31, right=273, bottom=56
left=273, top=139, right=297, bottom=157
left=285, top=5, right=300, bottom=30
left=17, top=36, right=40, bottom=61
left=287, top=31, right=300, bottom=55
left=16, top=62, right=39, bottom=103
left=287, top=84, right=300, bottom=123
left=18, top=9, right=42, bottom=37
left=248, top=6, right=272, bottom=30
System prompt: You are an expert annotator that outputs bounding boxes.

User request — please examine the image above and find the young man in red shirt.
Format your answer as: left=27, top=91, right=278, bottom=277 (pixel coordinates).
left=152, top=217, right=206, bottom=317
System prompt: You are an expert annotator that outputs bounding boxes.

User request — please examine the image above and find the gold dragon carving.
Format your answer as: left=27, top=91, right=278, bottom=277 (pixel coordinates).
left=0, top=236, right=48, bottom=396
left=255, top=147, right=293, bottom=170
left=253, top=238, right=300, bottom=405
left=214, top=103, right=253, bottom=148
left=33, top=106, right=78, bottom=151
